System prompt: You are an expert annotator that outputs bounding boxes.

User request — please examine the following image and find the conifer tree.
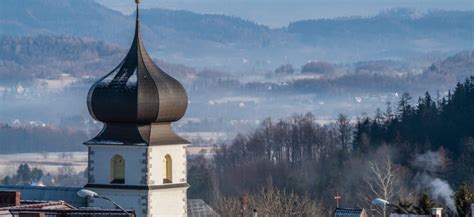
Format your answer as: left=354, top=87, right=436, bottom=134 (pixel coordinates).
left=416, top=193, right=436, bottom=215
left=455, top=183, right=473, bottom=217
left=397, top=199, right=415, bottom=214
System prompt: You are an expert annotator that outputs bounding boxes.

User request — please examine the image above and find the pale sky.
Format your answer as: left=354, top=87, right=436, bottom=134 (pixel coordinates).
left=95, top=0, right=474, bottom=27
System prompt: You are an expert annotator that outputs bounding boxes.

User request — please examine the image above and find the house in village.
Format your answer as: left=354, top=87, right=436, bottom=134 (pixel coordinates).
left=333, top=208, right=367, bottom=217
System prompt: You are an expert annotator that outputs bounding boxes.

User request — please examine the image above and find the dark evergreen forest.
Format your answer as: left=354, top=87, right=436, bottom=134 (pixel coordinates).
left=188, top=76, right=474, bottom=216
left=354, top=76, right=474, bottom=185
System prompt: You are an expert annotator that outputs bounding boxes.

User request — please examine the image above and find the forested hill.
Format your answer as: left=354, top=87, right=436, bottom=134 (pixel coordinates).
left=288, top=9, right=472, bottom=44
left=0, top=35, right=125, bottom=84
left=354, top=76, right=474, bottom=154
left=354, top=76, right=474, bottom=183
left=187, top=76, right=474, bottom=215
left=0, top=124, right=87, bottom=153
left=0, top=0, right=275, bottom=47
left=140, top=9, right=275, bottom=45
left=0, top=0, right=131, bottom=44
left=424, top=50, right=474, bottom=81
left=0, top=35, right=200, bottom=85
left=1, top=0, right=472, bottom=65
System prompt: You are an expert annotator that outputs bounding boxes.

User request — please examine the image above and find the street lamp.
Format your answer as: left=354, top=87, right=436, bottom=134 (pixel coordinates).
left=372, top=198, right=389, bottom=206
left=77, top=189, right=130, bottom=216
left=252, top=209, right=258, bottom=217
left=371, top=198, right=409, bottom=215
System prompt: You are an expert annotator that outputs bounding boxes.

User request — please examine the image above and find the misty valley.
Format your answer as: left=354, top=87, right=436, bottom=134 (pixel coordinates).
left=0, top=0, right=473, bottom=216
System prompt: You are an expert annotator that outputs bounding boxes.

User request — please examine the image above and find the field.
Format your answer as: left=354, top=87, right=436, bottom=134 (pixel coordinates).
left=0, top=152, right=87, bottom=177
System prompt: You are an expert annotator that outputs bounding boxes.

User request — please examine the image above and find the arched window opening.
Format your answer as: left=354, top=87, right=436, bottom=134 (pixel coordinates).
left=110, top=155, right=125, bottom=184
left=163, top=154, right=172, bottom=184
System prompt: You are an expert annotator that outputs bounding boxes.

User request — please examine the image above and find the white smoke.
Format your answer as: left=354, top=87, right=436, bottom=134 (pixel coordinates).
left=429, top=178, right=456, bottom=213
left=414, top=150, right=442, bottom=172
left=413, top=150, right=457, bottom=214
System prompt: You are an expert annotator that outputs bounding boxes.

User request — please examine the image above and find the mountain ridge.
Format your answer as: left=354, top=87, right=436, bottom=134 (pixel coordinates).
left=1, top=0, right=472, bottom=68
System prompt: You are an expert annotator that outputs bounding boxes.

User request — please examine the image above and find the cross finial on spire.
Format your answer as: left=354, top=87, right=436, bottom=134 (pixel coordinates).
left=334, top=192, right=341, bottom=208
left=135, top=0, right=140, bottom=22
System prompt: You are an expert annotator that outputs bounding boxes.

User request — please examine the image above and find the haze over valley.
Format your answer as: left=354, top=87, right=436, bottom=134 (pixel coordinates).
left=0, top=1, right=473, bottom=216
left=0, top=0, right=473, bottom=152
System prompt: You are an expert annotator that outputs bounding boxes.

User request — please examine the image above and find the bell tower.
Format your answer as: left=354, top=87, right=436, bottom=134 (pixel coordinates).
left=84, top=1, right=189, bottom=216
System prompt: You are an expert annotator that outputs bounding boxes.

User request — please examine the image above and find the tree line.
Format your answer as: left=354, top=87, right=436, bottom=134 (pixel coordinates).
left=187, top=77, right=474, bottom=216
left=0, top=124, right=87, bottom=154
left=2, top=163, right=86, bottom=187
left=353, top=76, right=474, bottom=185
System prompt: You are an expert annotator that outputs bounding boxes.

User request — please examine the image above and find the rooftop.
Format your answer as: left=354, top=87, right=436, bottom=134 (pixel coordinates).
left=333, top=207, right=367, bottom=217
left=0, top=186, right=220, bottom=217
left=0, top=185, right=86, bottom=208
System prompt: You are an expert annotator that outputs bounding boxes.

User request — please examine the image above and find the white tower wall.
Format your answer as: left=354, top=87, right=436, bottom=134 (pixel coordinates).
left=86, top=143, right=188, bottom=217
left=88, top=145, right=147, bottom=185
left=147, top=144, right=188, bottom=216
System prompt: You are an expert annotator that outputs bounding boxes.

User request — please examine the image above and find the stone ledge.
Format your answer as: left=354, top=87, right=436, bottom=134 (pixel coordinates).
left=85, top=183, right=189, bottom=190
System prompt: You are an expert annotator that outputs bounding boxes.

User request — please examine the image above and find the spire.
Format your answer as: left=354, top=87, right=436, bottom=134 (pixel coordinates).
left=86, top=0, right=188, bottom=136
left=134, top=0, right=140, bottom=39
left=135, top=0, right=140, bottom=24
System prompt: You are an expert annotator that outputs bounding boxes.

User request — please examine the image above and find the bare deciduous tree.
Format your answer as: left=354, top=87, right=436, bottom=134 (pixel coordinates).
left=213, top=197, right=241, bottom=217
left=362, top=147, right=407, bottom=217
left=213, top=187, right=322, bottom=217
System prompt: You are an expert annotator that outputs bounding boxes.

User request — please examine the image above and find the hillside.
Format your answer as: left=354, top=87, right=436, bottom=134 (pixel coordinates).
left=0, top=35, right=125, bottom=84
left=0, top=0, right=131, bottom=43
left=0, top=123, right=87, bottom=154
left=187, top=77, right=474, bottom=215
left=424, top=51, right=474, bottom=79
left=288, top=9, right=473, bottom=44
left=140, top=9, right=278, bottom=46
left=0, top=34, right=471, bottom=93
left=1, top=0, right=472, bottom=67
left=0, top=33, right=471, bottom=154
left=1, top=32, right=471, bottom=83
left=0, top=34, right=203, bottom=88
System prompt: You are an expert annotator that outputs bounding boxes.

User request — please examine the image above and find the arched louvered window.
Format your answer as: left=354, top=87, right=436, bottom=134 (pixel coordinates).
left=110, top=155, right=125, bottom=184
left=163, top=154, right=172, bottom=183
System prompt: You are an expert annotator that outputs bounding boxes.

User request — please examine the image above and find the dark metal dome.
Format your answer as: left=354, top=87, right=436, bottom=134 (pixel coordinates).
left=87, top=4, right=188, bottom=124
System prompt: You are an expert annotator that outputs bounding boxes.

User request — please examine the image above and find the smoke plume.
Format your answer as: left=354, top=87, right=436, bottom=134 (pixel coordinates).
left=429, top=178, right=456, bottom=213
left=414, top=150, right=457, bottom=214
left=414, top=150, right=442, bottom=172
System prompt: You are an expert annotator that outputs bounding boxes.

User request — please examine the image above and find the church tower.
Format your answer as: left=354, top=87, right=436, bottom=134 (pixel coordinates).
left=84, top=1, right=189, bottom=216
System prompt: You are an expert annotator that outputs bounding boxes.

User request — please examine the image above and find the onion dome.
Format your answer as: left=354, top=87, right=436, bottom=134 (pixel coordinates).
left=87, top=2, right=188, bottom=124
